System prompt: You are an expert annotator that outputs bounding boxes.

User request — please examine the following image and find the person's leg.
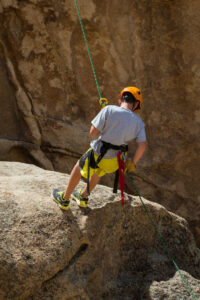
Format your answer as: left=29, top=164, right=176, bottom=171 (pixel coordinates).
left=63, top=161, right=81, bottom=200
left=81, top=173, right=101, bottom=198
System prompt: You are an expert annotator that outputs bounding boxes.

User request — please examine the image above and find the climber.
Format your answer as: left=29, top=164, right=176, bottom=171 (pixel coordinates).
left=53, top=86, right=146, bottom=210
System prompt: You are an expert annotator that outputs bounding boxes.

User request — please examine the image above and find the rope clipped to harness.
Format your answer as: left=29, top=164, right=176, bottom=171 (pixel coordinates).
left=117, top=152, right=125, bottom=205
left=85, top=142, right=128, bottom=199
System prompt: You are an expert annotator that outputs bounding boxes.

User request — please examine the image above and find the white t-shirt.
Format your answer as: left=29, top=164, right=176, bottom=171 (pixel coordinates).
left=90, top=105, right=146, bottom=158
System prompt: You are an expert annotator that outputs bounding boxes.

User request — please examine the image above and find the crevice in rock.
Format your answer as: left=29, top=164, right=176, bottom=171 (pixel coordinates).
left=42, top=243, right=89, bottom=285
left=0, top=138, right=54, bottom=170
left=26, top=91, right=43, bottom=137
left=0, top=137, right=38, bottom=149
left=36, top=114, right=74, bottom=126
left=0, top=39, right=42, bottom=144
left=42, top=145, right=81, bottom=159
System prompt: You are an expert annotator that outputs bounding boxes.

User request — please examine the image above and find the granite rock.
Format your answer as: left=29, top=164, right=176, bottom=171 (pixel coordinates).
left=0, top=162, right=200, bottom=299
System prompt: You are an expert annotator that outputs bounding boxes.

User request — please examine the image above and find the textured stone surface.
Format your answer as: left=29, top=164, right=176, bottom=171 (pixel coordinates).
left=149, top=271, right=200, bottom=300
left=0, top=1, right=200, bottom=247
left=0, top=162, right=200, bottom=299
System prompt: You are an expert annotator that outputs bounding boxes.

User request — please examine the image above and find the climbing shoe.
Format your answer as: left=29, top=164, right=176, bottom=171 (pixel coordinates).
left=53, top=189, right=70, bottom=210
left=72, top=189, right=88, bottom=208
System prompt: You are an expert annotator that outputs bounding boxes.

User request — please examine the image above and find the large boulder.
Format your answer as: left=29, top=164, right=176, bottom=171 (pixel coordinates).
left=0, top=162, right=200, bottom=299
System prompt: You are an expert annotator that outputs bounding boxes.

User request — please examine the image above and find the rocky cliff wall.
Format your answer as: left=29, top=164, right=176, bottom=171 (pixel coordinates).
left=0, top=1, right=200, bottom=246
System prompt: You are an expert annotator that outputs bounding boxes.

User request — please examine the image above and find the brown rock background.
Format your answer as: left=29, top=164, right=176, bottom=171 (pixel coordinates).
left=0, top=1, right=200, bottom=246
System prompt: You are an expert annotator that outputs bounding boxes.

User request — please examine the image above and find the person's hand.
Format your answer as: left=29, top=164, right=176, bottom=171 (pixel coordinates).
left=99, top=98, right=108, bottom=109
left=125, top=159, right=136, bottom=174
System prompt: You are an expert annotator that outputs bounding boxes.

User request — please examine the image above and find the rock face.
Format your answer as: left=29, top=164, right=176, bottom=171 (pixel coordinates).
left=0, top=1, right=200, bottom=246
left=0, top=162, right=200, bottom=300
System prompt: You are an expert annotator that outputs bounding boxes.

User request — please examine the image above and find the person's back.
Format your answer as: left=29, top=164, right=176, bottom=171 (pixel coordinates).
left=91, top=105, right=146, bottom=158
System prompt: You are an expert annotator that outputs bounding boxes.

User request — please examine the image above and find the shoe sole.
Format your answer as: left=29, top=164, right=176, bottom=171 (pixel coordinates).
left=53, top=197, right=70, bottom=211
left=72, top=195, right=87, bottom=208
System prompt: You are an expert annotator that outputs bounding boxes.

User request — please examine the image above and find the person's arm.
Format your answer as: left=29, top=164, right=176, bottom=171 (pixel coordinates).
left=90, top=125, right=100, bottom=137
left=132, top=141, right=146, bottom=165
left=90, top=106, right=108, bottom=137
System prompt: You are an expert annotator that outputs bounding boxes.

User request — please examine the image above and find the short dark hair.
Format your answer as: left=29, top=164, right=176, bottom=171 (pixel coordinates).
left=121, top=92, right=137, bottom=104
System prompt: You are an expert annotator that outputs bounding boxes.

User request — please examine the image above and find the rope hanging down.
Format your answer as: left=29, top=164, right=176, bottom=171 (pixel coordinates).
left=74, top=1, right=198, bottom=298
left=127, top=174, right=197, bottom=300
left=74, top=0, right=101, bottom=99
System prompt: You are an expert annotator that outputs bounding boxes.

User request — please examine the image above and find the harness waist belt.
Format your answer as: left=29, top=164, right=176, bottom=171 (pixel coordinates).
left=95, top=141, right=128, bottom=166
left=86, top=141, right=128, bottom=196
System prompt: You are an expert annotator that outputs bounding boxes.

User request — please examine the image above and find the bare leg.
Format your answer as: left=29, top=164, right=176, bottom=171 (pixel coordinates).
left=81, top=173, right=101, bottom=198
left=63, top=161, right=81, bottom=200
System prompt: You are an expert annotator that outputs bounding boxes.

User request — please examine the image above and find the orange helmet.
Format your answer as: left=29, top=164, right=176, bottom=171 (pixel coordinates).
left=120, top=86, right=142, bottom=111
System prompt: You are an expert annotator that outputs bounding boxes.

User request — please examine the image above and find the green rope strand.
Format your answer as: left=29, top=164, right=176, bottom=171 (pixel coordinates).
left=74, top=0, right=102, bottom=99
left=127, top=174, right=197, bottom=300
